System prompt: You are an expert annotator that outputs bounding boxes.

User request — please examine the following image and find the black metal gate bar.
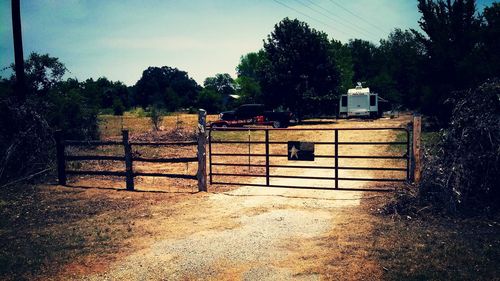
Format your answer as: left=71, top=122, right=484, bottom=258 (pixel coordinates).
left=265, top=129, right=270, bottom=186
left=211, top=163, right=406, bottom=171
left=209, top=127, right=409, bottom=131
left=209, top=128, right=213, bottom=184
left=205, top=182, right=396, bottom=192
left=335, top=129, right=339, bottom=189
left=406, top=129, right=410, bottom=181
left=208, top=126, right=410, bottom=190
left=209, top=140, right=407, bottom=145
left=210, top=153, right=407, bottom=159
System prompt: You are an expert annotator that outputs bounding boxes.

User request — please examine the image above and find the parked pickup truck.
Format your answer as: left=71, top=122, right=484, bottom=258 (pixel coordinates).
left=210, top=104, right=294, bottom=128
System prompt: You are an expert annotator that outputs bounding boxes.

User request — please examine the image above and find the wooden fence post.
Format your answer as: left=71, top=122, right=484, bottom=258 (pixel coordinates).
left=122, top=130, right=134, bottom=191
left=412, top=114, right=422, bottom=184
left=197, top=109, right=207, bottom=192
left=54, top=130, right=66, bottom=186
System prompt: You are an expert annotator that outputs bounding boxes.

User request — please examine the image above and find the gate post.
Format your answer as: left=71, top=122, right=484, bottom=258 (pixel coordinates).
left=122, top=130, right=134, bottom=191
left=54, top=130, right=66, bottom=186
left=334, top=129, right=339, bottom=189
left=197, top=109, right=207, bottom=192
left=412, top=114, right=422, bottom=184
left=265, top=129, right=270, bottom=186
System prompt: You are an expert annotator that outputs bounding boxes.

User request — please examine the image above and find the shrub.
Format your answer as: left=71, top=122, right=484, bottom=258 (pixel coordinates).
left=128, top=107, right=147, bottom=117
left=149, top=106, right=163, bottom=131
left=112, top=98, right=125, bottom=116
left=0, top=98, right=53, bottom=185
left=420, top=80, right=500, bottom=214
left=46, top=85, right=99, bottom=140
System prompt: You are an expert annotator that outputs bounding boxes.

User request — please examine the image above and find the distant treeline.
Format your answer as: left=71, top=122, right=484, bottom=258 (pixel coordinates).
left=1, top=0, right=499, bottom=125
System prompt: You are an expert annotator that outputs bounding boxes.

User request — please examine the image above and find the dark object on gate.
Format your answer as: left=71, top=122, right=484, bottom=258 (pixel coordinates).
left=287, top=141, right=315, bottom=161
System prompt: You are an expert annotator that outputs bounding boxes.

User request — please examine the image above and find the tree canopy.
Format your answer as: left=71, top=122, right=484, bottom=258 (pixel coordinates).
left=1, top=0, right=498, bottom=125
left=133, top=66, right=200, bottom=111
left=413, top=0, right=483, bottom=121
left=260, top=18, right=341, bottom=117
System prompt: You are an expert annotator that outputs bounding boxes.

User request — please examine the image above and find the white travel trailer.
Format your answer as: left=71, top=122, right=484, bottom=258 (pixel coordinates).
left=339, top=83, right=380, bottom=118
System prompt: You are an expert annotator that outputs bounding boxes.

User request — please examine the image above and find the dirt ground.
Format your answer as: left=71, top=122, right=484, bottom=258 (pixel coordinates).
left=0, top=114, right=415, bottom=280
left=67, top=115, right=411, bottom=280
left=2, top=114, right=499, bottom=280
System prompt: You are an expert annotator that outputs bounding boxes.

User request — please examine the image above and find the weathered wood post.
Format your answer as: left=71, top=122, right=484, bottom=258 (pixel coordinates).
left=412, top=114, right=422, bottom=183
left=197, top=109, right=207, bottom=192
left=54, top=130, right=66, bottom=186
left=122, top=130, right=134, bottom=191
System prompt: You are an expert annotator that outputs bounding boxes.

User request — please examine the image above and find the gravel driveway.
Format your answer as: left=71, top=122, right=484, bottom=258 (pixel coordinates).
left=82, top=117, right=408, bottom=280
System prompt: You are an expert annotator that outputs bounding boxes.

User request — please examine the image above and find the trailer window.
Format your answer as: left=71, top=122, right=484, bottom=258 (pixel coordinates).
left=370, top=95, right=376, bottom=106
left=341, top=96, right=347, bottom=107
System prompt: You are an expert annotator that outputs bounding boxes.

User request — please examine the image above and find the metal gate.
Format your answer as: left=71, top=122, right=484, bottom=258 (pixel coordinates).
left=208, top=127, right=410, bottom=191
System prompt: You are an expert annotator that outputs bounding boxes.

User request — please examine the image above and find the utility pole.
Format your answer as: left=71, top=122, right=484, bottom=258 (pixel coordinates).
left=12, top=0, right=26, bottom=102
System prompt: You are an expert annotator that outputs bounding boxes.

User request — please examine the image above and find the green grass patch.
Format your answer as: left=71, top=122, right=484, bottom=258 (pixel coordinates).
left=388, top=130, right=441, bottom=155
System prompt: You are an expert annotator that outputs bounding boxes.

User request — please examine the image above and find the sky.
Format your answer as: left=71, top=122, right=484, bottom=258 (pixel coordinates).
left=0, top=0, right=496, bottom=86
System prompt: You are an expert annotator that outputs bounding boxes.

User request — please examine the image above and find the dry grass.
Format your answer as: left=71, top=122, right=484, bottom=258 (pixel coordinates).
left=0, top=184, right=196, bottom=280
left=368, top=196, right=500, bottom=280
left=98, top=113, right=219, bottom=139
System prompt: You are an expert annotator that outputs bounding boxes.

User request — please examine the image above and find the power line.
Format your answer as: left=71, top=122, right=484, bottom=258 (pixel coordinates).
left=328, top=0, right=389, bottom=34
left=298, top=0, right=379, bottom=41
left=272, top=0, right=350, bottom=37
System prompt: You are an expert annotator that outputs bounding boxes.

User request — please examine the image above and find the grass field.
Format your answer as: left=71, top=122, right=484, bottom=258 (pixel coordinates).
left=98, top=113, right=219, bottom=139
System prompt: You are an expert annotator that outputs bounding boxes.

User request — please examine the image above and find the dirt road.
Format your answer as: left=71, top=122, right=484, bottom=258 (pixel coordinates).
left=81, top=116, right=410, bottom=280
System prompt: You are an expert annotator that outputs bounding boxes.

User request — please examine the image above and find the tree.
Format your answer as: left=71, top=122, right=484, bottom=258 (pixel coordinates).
left=9, top=53, right=66, bottom=96
left=203, top=73, right=235, bottom=96
left=482, top=3, right=500, bottom=79
left=347, top=39, right=379, bottom=84
left=377, top=29, right=426, bottom=107
left=203, top=73, right=236, bottom=109
left=1, top=53, right=98, bottom=185
left=413, top=0, right=482, bottom=122
left=329, top=39, right=354, bottom=95
left=236, top=51, right=268, bottom=80
left=133, top=66, right=200, bottom=110
left=261, top=18, right=340, bottom=117
left=81, top=77, right=130, bottom=110
left=6, top=53, right=99, bottom=139
left=235, top=76, right=262, bottom=104
left=46, top=78, right=99, bottom=139
left=197, top=88, right=223, bottom=113
left=235, top=51, right=268, bottom=104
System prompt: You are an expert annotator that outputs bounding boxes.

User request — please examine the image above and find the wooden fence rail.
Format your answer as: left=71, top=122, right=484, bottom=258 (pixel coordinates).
left=55, top=110, right=208, bottom=191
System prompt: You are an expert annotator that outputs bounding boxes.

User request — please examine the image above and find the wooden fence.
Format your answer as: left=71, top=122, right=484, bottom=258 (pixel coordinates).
left=54, top=111, right=421, bottom=192
left=55, top=110, right=207, bottom=191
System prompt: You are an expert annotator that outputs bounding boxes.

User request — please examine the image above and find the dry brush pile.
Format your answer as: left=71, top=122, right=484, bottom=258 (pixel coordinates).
left=420, top=80, right=500, bottom=214
left=0, top=99, right=54, bottom=187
